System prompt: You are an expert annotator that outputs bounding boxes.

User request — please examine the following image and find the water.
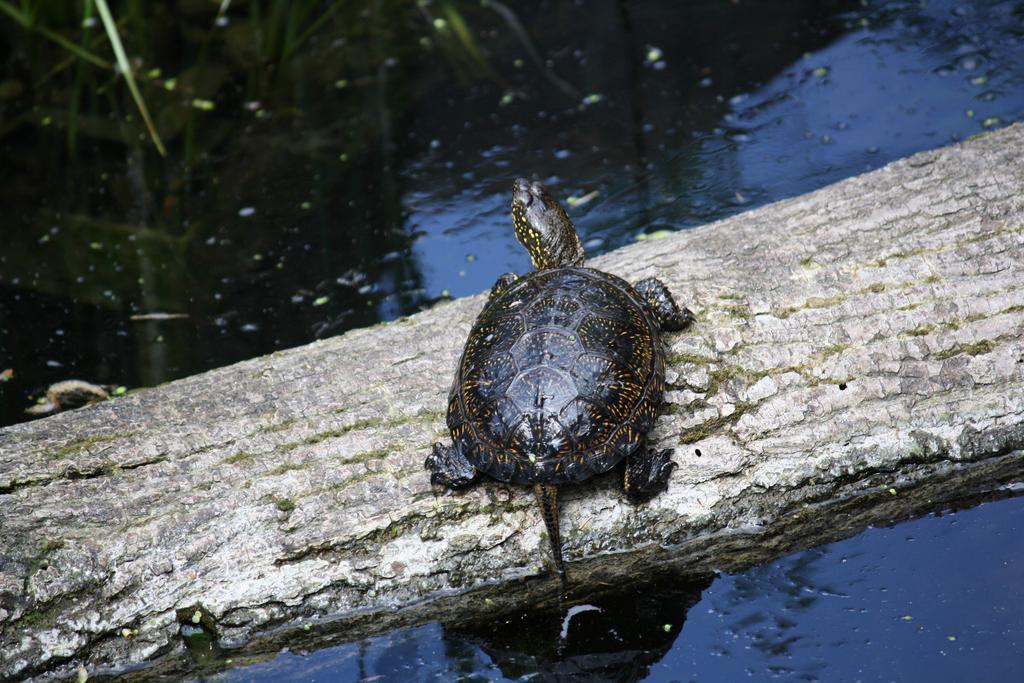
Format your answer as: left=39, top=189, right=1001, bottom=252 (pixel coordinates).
left=1, top=1, right=1023, bottom=679
left=223, top=496, right=1024, bottom=681
left=2, top=0, right=1023, bottom=423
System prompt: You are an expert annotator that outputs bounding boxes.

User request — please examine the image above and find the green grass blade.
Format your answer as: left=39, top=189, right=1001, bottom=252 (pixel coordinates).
left=39, top=24, right=111, bottom=69
left=0, top=1, right=28, bottom=25
left=0, top=0, right=111, bottom=69
left=94, top=0, right=166, bottom=156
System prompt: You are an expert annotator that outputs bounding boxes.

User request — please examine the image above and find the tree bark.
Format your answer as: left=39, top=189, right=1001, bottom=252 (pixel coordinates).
left=2, top=124, right=1023, bottom=680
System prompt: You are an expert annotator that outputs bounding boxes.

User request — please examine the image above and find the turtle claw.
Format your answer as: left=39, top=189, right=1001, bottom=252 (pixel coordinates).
left=624, top=448, right=676, bottom=502
left=426, top=442, right=478, bottom=488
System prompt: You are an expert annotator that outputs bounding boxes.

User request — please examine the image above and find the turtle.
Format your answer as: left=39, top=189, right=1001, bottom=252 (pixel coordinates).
left=426, top=178, right=694, bottom=581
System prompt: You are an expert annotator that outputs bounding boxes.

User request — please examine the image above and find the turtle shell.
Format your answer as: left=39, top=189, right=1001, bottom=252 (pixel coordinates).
left=447, top=266, right=666, bottom=485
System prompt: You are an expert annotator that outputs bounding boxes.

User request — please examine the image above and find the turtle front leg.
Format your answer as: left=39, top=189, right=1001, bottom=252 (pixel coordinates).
left=623, top=443, right=677, bottom=503
left=634, top=277, right=694, bottom=332
left=426, top=440, right=478, bottom=488
left=488, top=273, right=518, bottom=304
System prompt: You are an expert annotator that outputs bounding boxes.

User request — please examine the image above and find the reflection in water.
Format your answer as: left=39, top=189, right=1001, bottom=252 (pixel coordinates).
left=444, top=574, right=711, bottom=681
left=223, top=496, right=1024, bottom=682
left=222, top=574, right=713, bottom=683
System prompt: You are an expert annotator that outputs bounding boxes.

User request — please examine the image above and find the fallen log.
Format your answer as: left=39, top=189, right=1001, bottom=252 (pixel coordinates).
left=2, top=123, right=1023, bottom=680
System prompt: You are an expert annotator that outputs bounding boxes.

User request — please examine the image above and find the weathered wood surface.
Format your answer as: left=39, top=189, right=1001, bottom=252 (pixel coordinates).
left=2, top=124, right=1024, bottom=680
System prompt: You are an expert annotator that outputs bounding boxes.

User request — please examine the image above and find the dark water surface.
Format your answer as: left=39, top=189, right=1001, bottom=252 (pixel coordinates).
left=2, top=0, right=1024, bottom=680
left=3, top=0, right=1023, bottom=423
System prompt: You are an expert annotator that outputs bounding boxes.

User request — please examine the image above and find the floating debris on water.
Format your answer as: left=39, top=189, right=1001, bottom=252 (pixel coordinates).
left=129, top=312, right=189, bottom=321
left=636, top=230, right=672, bottom=242
left=567, top=190, right=599, bottom=208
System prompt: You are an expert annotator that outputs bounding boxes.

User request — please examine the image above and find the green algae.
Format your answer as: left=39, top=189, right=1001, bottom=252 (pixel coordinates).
left=932, top=339, right=996, bottom=361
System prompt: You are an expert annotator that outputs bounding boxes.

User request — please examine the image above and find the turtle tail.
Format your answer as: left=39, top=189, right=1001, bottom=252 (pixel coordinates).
left=534, top=483, right=567, bottom=583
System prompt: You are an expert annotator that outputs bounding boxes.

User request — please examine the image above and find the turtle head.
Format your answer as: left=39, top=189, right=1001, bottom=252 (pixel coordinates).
left=511, top=178, right=585, bottom=270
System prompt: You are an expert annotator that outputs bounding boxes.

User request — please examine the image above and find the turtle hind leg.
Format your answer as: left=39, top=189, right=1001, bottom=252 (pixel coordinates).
left=623, top=446, right=677, bottom=503
left=534, top=484, right=567, bottom=584
left=634, top=277, right=694, bottom=332
left=426, top=441, right=478, bottom=488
